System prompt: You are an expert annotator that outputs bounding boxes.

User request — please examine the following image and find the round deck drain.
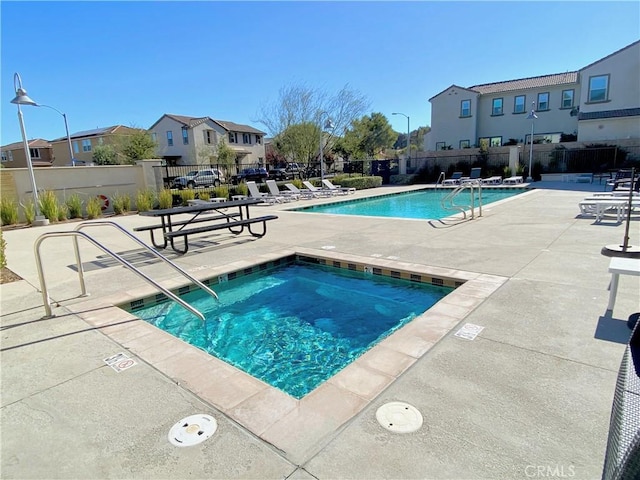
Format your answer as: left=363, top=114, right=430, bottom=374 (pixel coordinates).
left=376, top=402, right=423, bottom=433
left=168, top=414, right=217, bottom=447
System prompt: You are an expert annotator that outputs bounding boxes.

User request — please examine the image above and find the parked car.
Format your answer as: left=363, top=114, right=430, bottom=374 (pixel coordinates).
left=172, top=169, right=225, bottom=189
left=269, top=168, right=294, bottom=181
left=231, top=168, right=269, bottom=184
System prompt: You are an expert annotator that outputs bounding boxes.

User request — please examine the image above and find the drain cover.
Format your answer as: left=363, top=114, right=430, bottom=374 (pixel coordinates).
left=376, top=402, right=423, bottom=433
left=168, top=414, right=217, bottom=447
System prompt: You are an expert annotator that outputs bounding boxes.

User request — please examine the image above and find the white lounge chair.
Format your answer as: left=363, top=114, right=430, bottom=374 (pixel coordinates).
left=246, top=181, right=283, bottom=204
left=266, top=180, right=298, bottom=201
left=578, top=198, right=640, bottom=223
left=503, top=176, right=524, bottom=185
left=285, top=183, right=315, bottom=199
left=460, top=168, right=482, bottom=185
left=322, top=179, right=355, bottom=195
left=481, top=176, right=502, bottom=185
left=442, top=172, right=463, bottom=185
left=302, top=181, right=333, bottom=197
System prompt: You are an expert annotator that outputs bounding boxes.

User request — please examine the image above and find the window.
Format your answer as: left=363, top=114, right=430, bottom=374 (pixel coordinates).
left=29, top=148, right=40, bottom=159
left=460, top=100, right=471, bottom=117
left=182, top=127, right=189, bottom=145
left=228, top=132, right=237, bottom=143
left=459, top=140, right=470, bottom=149
left=73, top=141, right=80, bottom=154
left=492, top=98, right=503, bottom=116
left=588, top=75, right=609, bottom=102
left=82, top=139, right=92, bottom=152
left=255, top=135, right=262, bottom=145
left=435, top=142, right=446, bottom=150
left=537, top=92, right=549, bottom=111
left=561, top=89, right=574, bottom=108
left=204, top=130, right=213, bottom=145
left=242, top=133, right=251, bottom=144
left=166, top=131, right=173, bottom=146
left=490, top=137, right=502, bottom=147
left=151, top=132, right=157, bottom=143
left=1, top=151, right=7, bottom=162
left=513, top=95, right=525, bottom=114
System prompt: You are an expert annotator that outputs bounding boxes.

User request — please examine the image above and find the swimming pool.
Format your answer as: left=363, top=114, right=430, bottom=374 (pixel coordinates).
left=291, top=187, right=527, bottom=219
left=128, top=257, right=452, bottom=398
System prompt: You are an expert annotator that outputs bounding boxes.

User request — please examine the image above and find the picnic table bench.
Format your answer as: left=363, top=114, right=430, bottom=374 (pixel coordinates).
left=135, top=198, right=277, bottom=254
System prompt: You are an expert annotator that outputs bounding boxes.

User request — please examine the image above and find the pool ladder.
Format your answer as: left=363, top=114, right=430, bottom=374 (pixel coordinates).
left=34, top=220, right=217, bottom=320
left=440, top=182, right=483, bottom=219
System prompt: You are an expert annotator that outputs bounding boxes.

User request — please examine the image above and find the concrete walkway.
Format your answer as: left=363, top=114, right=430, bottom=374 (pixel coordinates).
left=1, top=182, right=638, bottom=479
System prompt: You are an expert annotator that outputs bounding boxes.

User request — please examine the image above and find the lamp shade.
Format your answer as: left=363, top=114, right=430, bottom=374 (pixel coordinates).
left=11, top=87, right=37, bottom=106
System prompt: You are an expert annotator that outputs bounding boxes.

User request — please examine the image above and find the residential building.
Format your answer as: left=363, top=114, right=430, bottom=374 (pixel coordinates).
left=0, top=139, right=53, bottom=168
left=148, top=114, right=266, bottom=167
left=425, top=40, right=640, bottom=151
left=49, top=125, right=143, bottom=166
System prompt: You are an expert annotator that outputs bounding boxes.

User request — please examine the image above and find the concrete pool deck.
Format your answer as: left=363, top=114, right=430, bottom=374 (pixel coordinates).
left=1, top=181, right=638, bottom=478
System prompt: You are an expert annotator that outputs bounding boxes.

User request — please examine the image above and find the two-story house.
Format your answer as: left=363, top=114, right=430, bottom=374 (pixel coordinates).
left=148, top=114, right=266, bottom=167
left=426, top=40, right=639, bottom=151
left=0, top=139, right=53, bottom=168
left=49, top=125, right=143, bottom=166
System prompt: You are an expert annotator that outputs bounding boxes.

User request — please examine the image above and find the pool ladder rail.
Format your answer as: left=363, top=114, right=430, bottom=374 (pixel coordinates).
left=34, top=220, right=217, bottom=321
left=439, top=182, right=483, bottom=220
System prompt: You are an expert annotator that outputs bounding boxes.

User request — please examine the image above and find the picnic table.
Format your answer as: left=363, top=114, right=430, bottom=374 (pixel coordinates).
left=135, top=198, right=277, bottom=254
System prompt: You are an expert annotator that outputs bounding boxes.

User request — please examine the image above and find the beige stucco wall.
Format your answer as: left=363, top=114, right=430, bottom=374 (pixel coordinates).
left=0, top=165, right=150, bottom=221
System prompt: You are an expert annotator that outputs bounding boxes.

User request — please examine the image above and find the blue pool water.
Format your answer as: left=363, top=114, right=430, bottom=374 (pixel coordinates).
left=292, top=188, right=526, bottom=219
left=131, top=262, right=451, bottom=398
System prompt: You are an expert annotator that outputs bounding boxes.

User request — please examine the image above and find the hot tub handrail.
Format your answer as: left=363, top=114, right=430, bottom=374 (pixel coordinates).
left=72, top=220, right=218, bottom=301
left=34, top=230, right=205, bottom=322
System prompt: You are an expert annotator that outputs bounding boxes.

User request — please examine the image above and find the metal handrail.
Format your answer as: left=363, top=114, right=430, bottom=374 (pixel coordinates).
left=34, top=230, right=205, bottom=321
left=436, top=171, right=446, bottom=187
left=440, top=182, right=483, bottom=219
left=72, top=220, right=218, bottom=301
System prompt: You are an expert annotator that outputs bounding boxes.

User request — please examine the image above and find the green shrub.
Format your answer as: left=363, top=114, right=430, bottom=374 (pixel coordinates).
left=86, top=196, right=103, bottom=219
left=38, top=190, right=60, bottom=223
left=0, top=231, right=6, bottom=269
left=231, top=184, right=248, bottom=197
left=57, top=204, right=68, bottom=221
left=213, top=185, right=230, bottom=200
left=22, top=200, right=35, bottom=225
left=0, top=198, right=19, bottom=225
left=112, top=192, right=131, bottom=215
left=179, top=189, right=196, bottom=206
left=157, top=189, right=173, bottom=209
left=135, top=189, right=155, bottom=212
left=65, top=194, right=83, bottom=219
left=197, top=191, right=210, bottom=201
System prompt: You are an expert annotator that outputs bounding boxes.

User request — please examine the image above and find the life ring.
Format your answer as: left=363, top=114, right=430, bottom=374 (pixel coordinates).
left=97, top=194, right=109, bottom=211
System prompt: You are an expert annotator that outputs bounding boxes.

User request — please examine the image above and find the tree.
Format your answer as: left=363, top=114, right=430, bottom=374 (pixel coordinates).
left=215, top=138, right=236, bottom=170
left=122, top=130, right=157, bottom=163
left=92, top=144, right=118, bottom=165
left=255, top=83, right=370, bottom=162
left=340, top=113, right=397, bottom=159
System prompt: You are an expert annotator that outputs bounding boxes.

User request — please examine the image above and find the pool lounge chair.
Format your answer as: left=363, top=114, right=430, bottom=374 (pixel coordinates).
left=246, top=181, right=284, bottom=204
left=442, top=172, right=463, bottom=185
left=285, top=183, right=316, bottom=199
left=503, top=176, right=524, bottom=185
left=322, top=179, right=356, bottom=195
left=266, top=180, right=298, bottom=201
left=460, top=168, right=482, bottom=185
left=481, top=176, right=502, bottom=185
left=578, top=197, right=640, bottom=223
left=302, top=181, right=334, bottom=197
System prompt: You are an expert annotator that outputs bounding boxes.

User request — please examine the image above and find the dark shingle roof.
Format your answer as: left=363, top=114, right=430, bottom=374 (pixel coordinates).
left=164, top=114, right=211, bottom=128
left=213, top=120, right=265, bottom=135
left=1, top=138, right=51, bottom=150
left=469, top=72, right=578, bottom=95
left=578, top=108, right=640, bottom=121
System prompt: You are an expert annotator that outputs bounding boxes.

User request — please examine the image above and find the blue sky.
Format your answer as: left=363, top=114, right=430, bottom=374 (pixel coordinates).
left=1, top=1, right=639, bottom=145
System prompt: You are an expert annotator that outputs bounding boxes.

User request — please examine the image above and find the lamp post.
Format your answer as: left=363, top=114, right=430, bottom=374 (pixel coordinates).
left=10, top=73, right=49, bottom=226
left=526, top=102, right=538, bottom=183
left=392, top=112, right=409, bottom=175
left=318, top=111, right=334, bottom=184
left=38, top=104, right=75, bottom=166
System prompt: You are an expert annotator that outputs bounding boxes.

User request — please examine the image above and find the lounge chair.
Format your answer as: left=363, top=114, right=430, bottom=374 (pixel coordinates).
left=322, top=179, right=355, bottom=195
left=578, top=197, right=640, bottom=223
left=302, top=181, right=333, bottom=197
left=266, top=180, right=298, bottom=201
left=481, top=176, right=502, bottom=185
left=442, top=172, right=463, bottom=186
left=503, top=176, right=524, bottom=185
left=285, top=183, right=316, bottom=199
left=608, top=170, right=637, bottom=191
left=246, top=181, right=283, bottom=204
left=461, top=168, right=482, bottom=185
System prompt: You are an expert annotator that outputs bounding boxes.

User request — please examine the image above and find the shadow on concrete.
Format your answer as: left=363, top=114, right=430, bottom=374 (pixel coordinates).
left=595, top=313, right=633, bottom=344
